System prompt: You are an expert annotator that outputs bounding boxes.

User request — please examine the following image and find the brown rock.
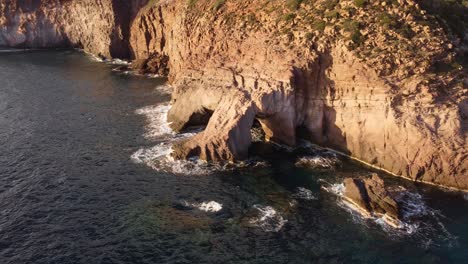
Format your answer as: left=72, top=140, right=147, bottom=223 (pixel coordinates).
left=1, top=0, right=466, bottom=191
left=0, top=0, right=149, bottom=58
left=343, top=174, right=401, bottom=222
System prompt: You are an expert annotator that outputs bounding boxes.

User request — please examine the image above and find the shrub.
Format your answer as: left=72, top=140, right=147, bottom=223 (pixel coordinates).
left=378, top=13, right=398, bottom=28
left=354, top=0, right=368, bottom=8
left=313, top=21, right=326, bottom=32
left=283, top=13, right=296, bottom=22
left=325, top=10, right=340, bottom=19
left=213, top=0, right=226, bottom=11
left=187, top=0, right=197, bottom=8
left=286, top=0, right=304, bottom=10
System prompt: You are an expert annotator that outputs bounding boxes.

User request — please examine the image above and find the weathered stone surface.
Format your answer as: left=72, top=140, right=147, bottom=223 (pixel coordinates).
left=131, top=53, right=169, bottom=75
left=343, top=174, right=401, bottom=222
left=1, top=0, right=466, bottom=190
left=0, top=0, right=149, bottom=58
left=128, top=0, right=466, bottom=190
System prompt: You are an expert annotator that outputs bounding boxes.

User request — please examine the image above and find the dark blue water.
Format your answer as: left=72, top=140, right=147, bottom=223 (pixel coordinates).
left=0, top=50, right=467, bottom=264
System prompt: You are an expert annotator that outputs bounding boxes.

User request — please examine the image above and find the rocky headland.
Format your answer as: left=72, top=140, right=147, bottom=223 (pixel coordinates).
left=0, top=0, right=466, bottom=190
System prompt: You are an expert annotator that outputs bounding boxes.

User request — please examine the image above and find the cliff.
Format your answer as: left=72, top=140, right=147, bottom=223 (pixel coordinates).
left=0, top=0, right=148, bottom=58
left=1, top=0, right=467, bottom=190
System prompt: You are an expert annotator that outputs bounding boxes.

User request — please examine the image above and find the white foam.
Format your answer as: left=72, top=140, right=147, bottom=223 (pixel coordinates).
left=292, top=187, right=318, bottom=200
left=107, top=58, right=130, bottom=65
left=155, top=84, right=172, bottom=95
left=88, top=54, right=105, bottom=62
left=130, top=143, right=173, bottom=166
left=322, top=183, right=345, bottom=196
left=135, top=104, right=174, bottom=139
left=145, top=73, right=161, bottom=78
left=322, top=182, right=457, bottom=241
left=322, top=183, right=417, bottom=232
left=86, top=52, right=131, bottom=65
left=394, top=190, right=429, bottom=219
left=248, top=205, right=287, bottom=232
left=183, top=201, right=223, bottom=212
left=295, top=155, right=340, bottom=169
left=131, top=141, right=240, bottom=175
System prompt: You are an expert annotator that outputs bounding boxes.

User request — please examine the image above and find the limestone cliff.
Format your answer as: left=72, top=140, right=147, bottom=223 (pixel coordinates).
left=0, top=0, right=148, bottom=58
left=129, top=0, right=467, bottom=190
left=1, top=0, right=467, bottom=190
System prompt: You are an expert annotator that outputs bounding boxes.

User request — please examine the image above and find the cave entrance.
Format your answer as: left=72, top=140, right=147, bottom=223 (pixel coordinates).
left=182, top=107, right=214, bottom=132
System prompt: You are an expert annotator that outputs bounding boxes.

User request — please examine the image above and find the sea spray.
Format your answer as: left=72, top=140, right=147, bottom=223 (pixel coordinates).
left=180, top=200, right=223, bottom=212
left=295, top=153, right=341, bottom=169
left=135, top=104, right=174, bottom=139
left=292, top=187, right=318, bottom=201
left=247, top=205, right=287, bottom=232
left=322, top=182, right=458, bottom=245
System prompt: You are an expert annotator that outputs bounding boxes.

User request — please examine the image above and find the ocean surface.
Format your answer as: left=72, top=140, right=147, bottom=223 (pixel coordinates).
left=0, top=49, right=467, bottom=264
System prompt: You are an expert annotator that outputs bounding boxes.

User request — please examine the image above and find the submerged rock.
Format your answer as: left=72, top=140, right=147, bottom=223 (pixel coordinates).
left=343, top=174, right=402, bottom=228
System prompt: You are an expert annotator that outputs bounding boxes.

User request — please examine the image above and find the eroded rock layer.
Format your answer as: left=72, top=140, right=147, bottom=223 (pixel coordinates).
left=1, top=0, right=467, bottom=190
left=0, top=0, right=148, bottom=58
left=129, top=0, right=467, bottom=190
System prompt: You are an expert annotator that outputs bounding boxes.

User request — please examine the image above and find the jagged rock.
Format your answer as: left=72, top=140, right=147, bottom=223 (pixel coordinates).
left=343, top=174, right=401, bottom=226
left=0, top=0, right=149, bottom=58
left=128, top=0, right=467, bottom=190
left=131, top=53, right=170, bottom=76
left=1, top=0, right=466, bottom=191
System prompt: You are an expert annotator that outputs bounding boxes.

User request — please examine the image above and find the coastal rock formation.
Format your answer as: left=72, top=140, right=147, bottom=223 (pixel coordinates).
left=343, top=174, right=401, bottom=227
left=0, top=0, right=148, bottom=58
left=0, top=0, right=467, bottom=190
left=129, top=0, right=467, bottom=189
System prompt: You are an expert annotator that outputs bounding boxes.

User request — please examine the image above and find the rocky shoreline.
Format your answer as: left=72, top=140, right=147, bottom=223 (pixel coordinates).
left=0, top=0, right=466, bottom=190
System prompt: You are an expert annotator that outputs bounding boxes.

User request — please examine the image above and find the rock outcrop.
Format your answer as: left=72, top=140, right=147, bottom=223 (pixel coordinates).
left=0, top=0, right=148, bottom=58
left=129, top=0, right=467, bottom=190
left=343, top=174, right=401, bottom=227
left=1, top=0, right=467, bottom=190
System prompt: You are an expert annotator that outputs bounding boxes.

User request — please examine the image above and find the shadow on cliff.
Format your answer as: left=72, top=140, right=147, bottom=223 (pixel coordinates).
left=294, top=50, right=351, bottom=156
left=109, top=0, right=149, bottom=59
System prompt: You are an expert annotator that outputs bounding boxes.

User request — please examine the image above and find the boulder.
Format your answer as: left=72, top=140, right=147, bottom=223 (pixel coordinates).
left=343, top=174, right=401, bottom=227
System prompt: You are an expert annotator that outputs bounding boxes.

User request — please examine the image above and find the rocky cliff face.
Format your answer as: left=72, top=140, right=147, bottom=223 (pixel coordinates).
left=130, top=0, right=467, bottom=190
left=0, top=0, right=148, bottom=58
left=1, top=0, right=467, bottom=190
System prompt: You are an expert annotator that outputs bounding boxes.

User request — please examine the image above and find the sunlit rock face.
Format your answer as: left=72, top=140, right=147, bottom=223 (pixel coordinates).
left=1, top=0, right=466, bottom=190
left=129, top=1, right=466, bottom=190
left=0, top=0, right=148, bottom=58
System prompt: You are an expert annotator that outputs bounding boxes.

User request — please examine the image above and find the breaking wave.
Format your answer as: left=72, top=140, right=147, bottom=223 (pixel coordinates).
left=85, top=52, right=130, bottom=66
left=130, top=143, right=217, bottom=175
left=292, top=187, right=318, bottom=201
left=322, top=182, right=458, bottom=247
left=295, top=152, right=341, bottom=169
left=247, top=205, right=287, bottom=232
left=179, top=200, right=223, bottom=212
left=135, top=104, right=174, bottom=140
